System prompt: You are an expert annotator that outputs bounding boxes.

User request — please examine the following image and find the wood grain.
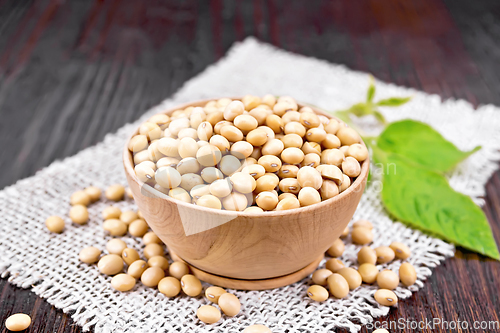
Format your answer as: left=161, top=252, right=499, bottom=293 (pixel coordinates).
left=0, top=0, right=499, bottom=332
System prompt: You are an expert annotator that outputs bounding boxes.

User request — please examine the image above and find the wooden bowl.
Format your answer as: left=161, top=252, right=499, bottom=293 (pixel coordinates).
left=123, top=99, right=369, bottom=289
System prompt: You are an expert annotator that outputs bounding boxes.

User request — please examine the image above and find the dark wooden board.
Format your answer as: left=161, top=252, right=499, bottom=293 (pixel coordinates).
left=1, top=0, right=499, bottom=332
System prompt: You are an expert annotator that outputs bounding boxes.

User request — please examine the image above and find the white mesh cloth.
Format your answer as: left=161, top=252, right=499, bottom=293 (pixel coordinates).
left=1, top=37, right=499, bottom=333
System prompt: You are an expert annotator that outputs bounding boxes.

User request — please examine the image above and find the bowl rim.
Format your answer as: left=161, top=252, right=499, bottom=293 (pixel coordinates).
left=123, top=98, right=370, bottom=218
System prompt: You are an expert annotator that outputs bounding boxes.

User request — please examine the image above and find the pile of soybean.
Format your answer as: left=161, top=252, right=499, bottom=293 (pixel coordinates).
left=44, top=185, right=271, bottom=331
left=130, top=95, right=367, bottom=212
left=307, top=219, right=417, bottom=307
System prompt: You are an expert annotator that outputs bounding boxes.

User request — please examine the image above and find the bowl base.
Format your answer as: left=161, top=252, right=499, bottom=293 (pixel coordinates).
left=169, top=250, right=324, bottom=291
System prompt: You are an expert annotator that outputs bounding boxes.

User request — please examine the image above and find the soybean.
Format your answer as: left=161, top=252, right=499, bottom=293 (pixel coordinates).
left=79, top=247, right=101, bottom=264
left=337, top=267, right=362, bottom=290
left=377, top=270, right=399, bottom=290
left=374, top=289, right=398, bottom=306
left=205, top=286, right=227, bottom=304
left=399, top=262, right=417, bottom=286
left=307, top=285, right=329, bottom=302
left=312, top=269, right=333, bottom=286
left=45, top=216, right=65, bottom=233
left=5, top=314, right=31, bottom=331
left=158, top=276, right=181, bottom=297
left=327, top=273, right=350, bottom=298
left=180, top=274, right=202, bottom=296
left=218, top=293, right=241, bottom=316
left=111, top=274, right=136, bottom=291
left=169, top=261, right=190, bottom=279
left=197, top=305, right=221, bottom=324
left=141, top=266, right=165, bottom=287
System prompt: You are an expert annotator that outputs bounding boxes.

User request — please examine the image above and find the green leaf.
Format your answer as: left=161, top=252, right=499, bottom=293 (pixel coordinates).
left=377, top=97, right=411, bottom=107
left=367, top=78, right=376, bottom=102
left=372, top=110, right=387, bottom=125
left=377, top=120, right=480, bottom=173
left=379, top=153, right=499, bottom=260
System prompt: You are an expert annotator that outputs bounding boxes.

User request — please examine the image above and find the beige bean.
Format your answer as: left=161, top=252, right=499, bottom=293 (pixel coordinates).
left=196, top=194, right=222, bottom=209
left=140, top=122, right=162, bottom=140
left=158, top=276, right=182, bottom=297
left=201, top=167, right=224, bottom=183
left=300, top=111, right=320, bottom=128
left=301, top=153, right=320, bottom=168
left=205, top=286, right=227, bottom=304
left=84, top=186, right=102, bottom=202
left=377, top=270, right=399, bottom=290
left=337, top=267, right=362, bottom=290
left=196, top=144, right=222, bottom=167
left=346, top=143, right=368, bottom=162
left=5, top=313, right=31, bottom=331
left=337, top=127, right=360, bottom=145
left=105, top=184, right=125, bottom=201
left=390, top=242, right=411, bottom=260
left=128, top=219, right=149, bottom=237
left=284, top=121, right=306, bottom=137
left=302, top=141, right=322, bottom=155
left=261, top=139, right=284, bottom=156
left=169, top=261, right=190, bottom=279
left=144, top=243, right=163, bottom=259
left=242, top=164, right=266, bottom=179
left=69, top=205, right=89, bottom=225
left=358, top=263, right=379, bottom=284
left=297, top=166, right=322, bottom=190
left=281, top=133, right=303, bottom=148
left=243, top=324, right=272, bottom=333
left=255, top=191, right=279, bottom=211
left=375, top=246, right=396, bottom=264
left=342, top=156, right=361, bottom=178
left=224, top=100, right=245, bottom=121
left=320, top=180, right=339, bottom=200
left=190, top=184, right=211, bottom=200
left=325, top=258, right=345, bottom=273
left=106, top=239, right=127, bottom=255
left=327, top=238, right=345, bottom=257
left=148, top=256, right=169, bottom=271
left=176, top=157, right=201, bottom=175
left=352, top=219, right=373, bottom=229
left=129, top=134, right=149, bottom=152
left=325, top=119, right=341, bottom=134
left=230, top=172, right=257, bottom=194
left=197, top=121, right=213, bottom=141
left=111, top=273, right=136, bottom=291
left=70, top=190, right=91, bottom=206
left=122, top=248, right=140, bottom=266
left=322, top=134, right=341, bottom=149
left=218, top=292, right=241, bottom=316
left=374, top=289, right=398, bottom=306
left=341, top=226, right=349, bottom=238
left=306, top=127, right=327, bottom=142
left=181, top=274, right=202, bottom=296
left=222, top=192, right=248, bottom=211
left=277, top=165, right=299, bottom=178
left=103, top=219, right=128, bottom=236
left=234, top=114, right=258, bottom=131
left=79, top=247, right=101, bottom=264
left=45, top=216, right=65, bottom=233
left=307, top=285, right=329, bottom=302
left=339, top=174, right=351, bottom=192
left=102, top=206, right=122, bottom=220
left=327, top=273, right=350, bottom=298
left=357, top=246, right=377, bottom=265
left=279, top=178, right=301, bottom=194
left=275, top=196, right=300, bottom=210
left=143, top=231, right=162, bottom=245
left=221, top=125, right=244, bottom=142
left=98, top=254, right=124, bottom=275
left=321, top=149, right=344, bottom=167
left=351, top=227, right=373, bottom=245
left=180, top=173, right=204, bottom=192
left=231, top=141, right=254, bottom=159
left=120, top=211, right=139, bottom=225
left=312, top=269, right=333, bottom=285
left=253, top=125, right=274, bottom=143
left=128, top=260, right=148, bottom=279
left=196, top=305, right=221, bottom=324
left=244, top=206, right=264, bottom=213
left=141, top=266, right=165, bottom=287
left=209, top=135, right=230, bottom=153
left=399, top=263, right=417, bottom=286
